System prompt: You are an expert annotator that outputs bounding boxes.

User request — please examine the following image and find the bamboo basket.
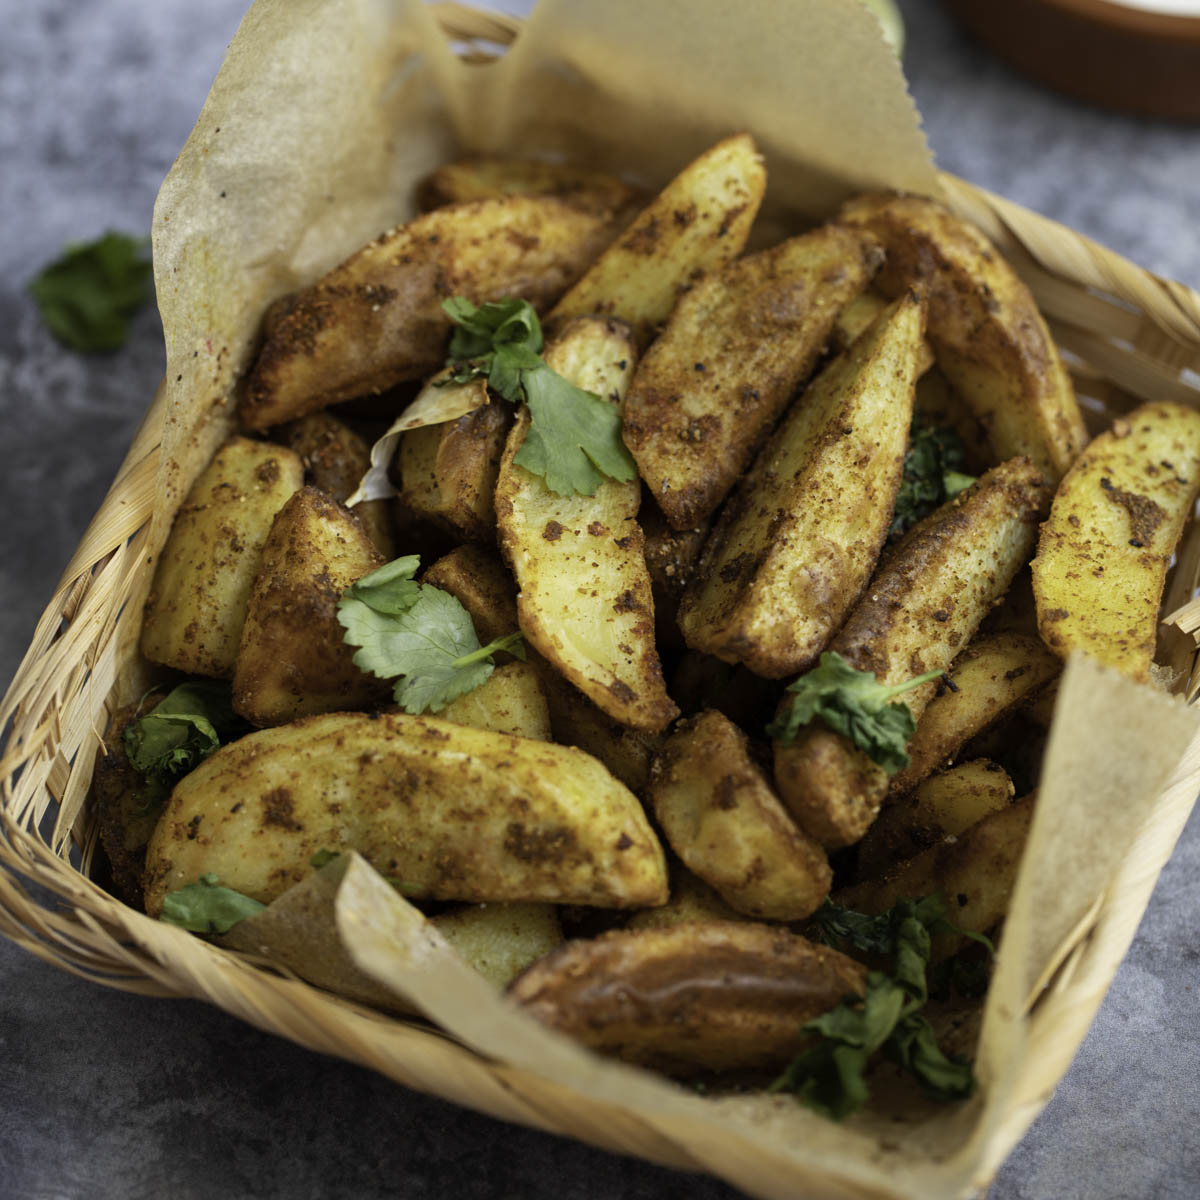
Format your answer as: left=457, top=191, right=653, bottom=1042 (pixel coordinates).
left=4, top=5, right=1200, bottom=1196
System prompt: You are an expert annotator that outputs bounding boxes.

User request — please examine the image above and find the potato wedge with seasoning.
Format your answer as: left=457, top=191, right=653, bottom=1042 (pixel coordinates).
left=546, top=133, right=765, bottom=347
left=430, top=901, right=563, bottom=989
left=495, top=317, right=678, bottom=733
left=508, top=922, right=866, bottom=1075
left=649, top=710, right=831, bottom=921
left=622, top=224, right=884, bottom=529
left=141, top=437, right=304, bottom=678
left=1032, top=402, right=1200, bottom=681
left=625, top=862, right=749, bottom=932
left=143, top=711, right=667, bottom=914
left=241, top=195, right=625, bottom=429
left=433, top=661, right=551, bottom=740
left=773, top=457, right=1046, bottom=847
left=831, top=289, right=935, bottom=377
left=679, top=293, right=925, bottom=678
left=840, top=192, right=1087, bottom=482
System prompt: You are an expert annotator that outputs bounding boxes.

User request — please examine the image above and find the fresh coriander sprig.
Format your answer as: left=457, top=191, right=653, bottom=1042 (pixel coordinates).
left=440, top=297, right=637, bottom=497
left=337, top=555, right=525, bottom=715
left=123, top=681, right=242, bottom=788
left=890, top=419, right=976, bottom=539
left=766, top=651, right=941, bottom=773
left=159, top=874, right=266, bottom=934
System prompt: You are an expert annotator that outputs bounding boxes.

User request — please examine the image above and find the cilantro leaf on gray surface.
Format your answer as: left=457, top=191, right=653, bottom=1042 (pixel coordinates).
left=890, top=419, right=976, bottom=538
left=122, top=681, right=240, bottom=786
left=159, top=874, right=265, bottom=934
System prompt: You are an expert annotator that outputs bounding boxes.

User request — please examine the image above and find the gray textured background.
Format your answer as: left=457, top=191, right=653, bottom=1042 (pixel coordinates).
left=2, top=2, right=1199, bottom=1197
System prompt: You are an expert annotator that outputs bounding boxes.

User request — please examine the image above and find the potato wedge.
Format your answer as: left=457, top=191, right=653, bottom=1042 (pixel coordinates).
left=508, top=922, right=866, bottom=1075
left=430, top=902, right=563, bottom=989
left=773, top=457, right=1047, bottom=847
left=434, top=661, right=551, bottom=740
left=625, top=862, right=748, bottom=931
left=857, top=758, right=1014, bottom=880
left=495, top=317, right=677, bottom=733
left=241, top=195, right=624, bottom=429
left=141, top=437, right=304, bottom=678
left=233, top=486, right=386, bottom=726
left=1032, top=402, right=1200, bottom=681
left=831, top=290, right=935, bottom=377
left=622, top=224, right=883, bottom=529
left=143, top=711, right=667, bottom=914
left=649, top=711, right=831, bottom=920
left=421, top=545, right=520, bottom=642
left=546, top=134, right=765, bottom=346
left=679, top=293, right=925, bottom=678
left=840, top=192, right=1087, bottom=481
left=416, top=157, right=640, bottom=216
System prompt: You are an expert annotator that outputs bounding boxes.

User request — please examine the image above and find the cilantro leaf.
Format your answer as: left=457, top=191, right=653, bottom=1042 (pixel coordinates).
left=159, top=874, right=265, bottom=934
left=29, top=231, right=153, bottom=352
left=122, top=681, right=241, bottom=786
left=890, top=420, right=976, bottom=539
left=766, top=652, right=941, bottom=773
left=441, top=296, right=637, bottom=496
left=337, top=555, right=524, bottom=714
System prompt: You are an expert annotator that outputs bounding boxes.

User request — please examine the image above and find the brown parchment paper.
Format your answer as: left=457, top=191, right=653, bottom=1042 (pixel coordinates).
left=136, top=2, right=1200, bottom=1197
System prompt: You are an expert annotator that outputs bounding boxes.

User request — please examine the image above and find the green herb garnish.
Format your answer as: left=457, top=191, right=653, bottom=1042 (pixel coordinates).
left=123, top=681, right=241, bottom=787
left=159, top=874, right=265, bottom=934
left=890, top=420, right=976, bottom=539
left=29, top=232, right=153, bottom=352
left=766, top=652, right=941, bottom=773
left=337, top=555, right=524, bottom=715
left=440, top=297, right=637, bottom=497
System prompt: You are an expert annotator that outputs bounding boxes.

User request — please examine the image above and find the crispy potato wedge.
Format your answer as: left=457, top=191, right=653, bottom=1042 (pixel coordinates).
left=241, top=195, right=624, bottom=429
left=622, top=224, right=884, bottom=528
left=495, top=317, right=677, bottom=733
left=143, top=711, right=667, bottom=914
left=508, top=921, right=866, bottom=1075
left=831, top=289, right=935, bottom=377
left=434, top=661, right=551, bottom=740
left=280, top=412, right=395, bottom=559
left=679, top=293, right=925, bottom=677
left=233, top=486, right=386, bottom=726
left=773, top=456, right=1047, bottom=847
left=625, top=862, right=748, bottom=931
left=141, top=437, right=304, bottom=678
left=546, top=134, right=765, bottom=346
left=1032, top=402, right=1200, bottom=681
left=888, top=632, right=1060, bottom=796
left=416, top=157, right=640, bottom=216
left=649, top=711, right=831, bottom=920
left=421, top=545, right=520, bottom=642
left=840, top=192, right=1087, bottom=481
left=430, top=902, right=563, bottom=989
left=400, top=400, right=512, bottom=542
left=838, top=792, right=1036, bottom=962
left=857, top=758, right=1014, bottom=880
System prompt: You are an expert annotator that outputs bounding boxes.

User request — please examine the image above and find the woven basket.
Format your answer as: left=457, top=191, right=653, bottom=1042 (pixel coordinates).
left=4, top=5, right=1200, bottom=1196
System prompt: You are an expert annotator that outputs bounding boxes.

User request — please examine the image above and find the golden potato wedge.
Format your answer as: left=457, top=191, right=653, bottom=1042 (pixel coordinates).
left=143, top=711, right=667, bottom=914
left=399, top=400, right=512, bottom=542
left=888, top=632, right=1060, bottom=796
left=430, top=901, right=563, bottom=989
left=857, top=758, right=1014, bottom=880
left=625, top=862, right=748, bottom=932
left=421, top=545, right=519, bottom=642
left=416, top=157, right=640, bottom=216
left=508, top=921, right=866, bottom=1075
left=1032, top=402, right=1200, bottom=681
left=546, top=134, right=765, bottom=346
left=840, top=192, right=1087, bottom=481
left=280, top=412, right=395, bottom=559
left=233, top=486, right=386, bottom=726
left=649, top=711, right=831, bottom=921
left=622, top=224, right=884, bottom=529
left=241, top=195, right=624, bottom=429
left=141, top=437, right=304, bottom=678
left=679, top=293, right=925, bottom=678
left=837, top=793, right=1036, bottom=962
left=773, top=457, right=1047, bottom=848
left=831, top=289, right=935, bottom=377
left=434, top=661, right=551, bottom=740
left=495, top=317, right=677, bottom=733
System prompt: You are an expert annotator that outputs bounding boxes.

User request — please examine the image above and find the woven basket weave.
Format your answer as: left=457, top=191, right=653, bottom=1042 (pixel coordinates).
left=4, top=5, right=1200, bottom=1195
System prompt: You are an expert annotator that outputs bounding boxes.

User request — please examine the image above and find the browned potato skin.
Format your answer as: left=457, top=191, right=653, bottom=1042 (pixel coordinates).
left=421, top=545, right=520, bottom=643
left=1032, top=402, right=1200, bottom=682
left=773, top=457, right=1047, bottom=848
left=679, top=293, right=925, bottom=678
left=508, top=921, right=866, bottom=1075
left=839, top=192, right=1087, bottom=482
left=622, top=224, right=884, bottom=530
left=241, top=195, right=624, bottom=430
left=280, top=412, right=394, bottom=559
left=888, top=632, right=1060, bottom=797
left=141, top=437, right=304, bottom=678
left=649, top=711, right=831, bottom=921
left=143, top=711, right=668, bottom=915
left=233, top=487, right=386, bottom=726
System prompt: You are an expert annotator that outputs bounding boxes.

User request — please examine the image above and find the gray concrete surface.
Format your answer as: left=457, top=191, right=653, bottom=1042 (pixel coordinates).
left=1, top=1, right=1198, bottom=1197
